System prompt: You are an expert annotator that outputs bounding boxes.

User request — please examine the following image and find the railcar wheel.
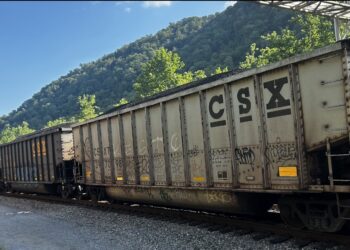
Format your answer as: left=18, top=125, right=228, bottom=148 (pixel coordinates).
left=279, top=203, right=304, bottom=229
left=60, top=185, right=72, bottom=199
left=0, top=182, right=5, bottom=193
left=279, top=196, right=348, bottom=232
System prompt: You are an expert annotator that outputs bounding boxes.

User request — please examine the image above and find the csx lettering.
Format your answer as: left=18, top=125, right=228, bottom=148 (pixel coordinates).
left=264, top=77, right=291, bottom=118
left=209, top=95, right=226, bottom=127
left=237, top=87, right=252, bottom=123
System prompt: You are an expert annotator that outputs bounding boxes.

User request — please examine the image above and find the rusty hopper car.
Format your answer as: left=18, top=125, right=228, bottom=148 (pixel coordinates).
left=72, top=40, right=349, bottom=232
left=0, top=125, right=74, bottom=196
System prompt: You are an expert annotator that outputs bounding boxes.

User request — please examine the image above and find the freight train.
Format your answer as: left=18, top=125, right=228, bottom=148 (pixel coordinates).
left=1, top=40, right=350, bottom=233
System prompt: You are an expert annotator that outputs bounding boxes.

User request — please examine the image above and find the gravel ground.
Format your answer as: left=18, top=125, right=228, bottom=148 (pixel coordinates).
left=0, top=196, right=344, bottom=250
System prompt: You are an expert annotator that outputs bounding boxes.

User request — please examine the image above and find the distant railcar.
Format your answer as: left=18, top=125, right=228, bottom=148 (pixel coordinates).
left=0, top=125, right=74, bottom=197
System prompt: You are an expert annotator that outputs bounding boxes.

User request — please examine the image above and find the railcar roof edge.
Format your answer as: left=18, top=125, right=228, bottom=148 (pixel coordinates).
left=72, top=39, right=348, bottom=127
left=0, top=123, right=73, bottom=147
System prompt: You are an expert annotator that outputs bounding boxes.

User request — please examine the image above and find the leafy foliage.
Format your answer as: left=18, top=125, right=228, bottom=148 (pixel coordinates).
left=239, top=14, right=335, bottom=69
left=0, top=2, right=294, bottom=130
left=45, top=118, right=71, bottom=128
left=77, top=94, right=98, bottom=122
left=114, top=98, right=129, bottom=107
left=45, top=94, right=98, bottom=128
left=211, top=66, right=229, bottom=75
left=0, top=122, right=35, bottom=144
left=133, top=48, right=206, bottom=98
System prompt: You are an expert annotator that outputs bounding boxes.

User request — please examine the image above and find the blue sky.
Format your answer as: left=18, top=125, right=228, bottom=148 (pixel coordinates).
left=0, top=1, right=236, bottom=116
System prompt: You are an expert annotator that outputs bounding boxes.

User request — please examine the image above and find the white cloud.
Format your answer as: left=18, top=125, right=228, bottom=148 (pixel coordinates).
left=224, top=1, right=237, bottom=8
left=124, top=7, right=131, bottom=12
left=143, top=1, right=172, bottom=8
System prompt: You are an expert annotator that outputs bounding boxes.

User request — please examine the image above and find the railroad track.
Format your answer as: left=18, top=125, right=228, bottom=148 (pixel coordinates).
left=1, top=192, right=349, bottom=249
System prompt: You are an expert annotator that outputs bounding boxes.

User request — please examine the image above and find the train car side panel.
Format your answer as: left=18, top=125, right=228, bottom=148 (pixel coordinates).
left=298, top=54, right=346, bottom=149
left=149, top=104, right=167, bottom=185
left=100, top=119, right=112, bottom=183
left=184, top=94, right=207, bottom=187
left=135, top=109, right=151, bottom=185
left=110, top=116, right=123, bottom=184
left=165, top=99, right=185, bottom=186
left=90, top=123, right=101, bottom=183
left=205, top=86, right=233, bottom=187
left=261, top=68, right=299, bottom=189
left=122, top=113, right=136, bottom=184
left=231, top=78, right=264, bottom=188
left=82, top=125, right=92, bottom=183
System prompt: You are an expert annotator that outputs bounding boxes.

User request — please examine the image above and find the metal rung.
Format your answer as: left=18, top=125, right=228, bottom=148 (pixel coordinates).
left=336, top=193, right=350, bottom=220
left=325, top=153, right=350, bottom=157
left=339, top=205, right=350, bottom=208
left=333, top=179, right=350, bottom=182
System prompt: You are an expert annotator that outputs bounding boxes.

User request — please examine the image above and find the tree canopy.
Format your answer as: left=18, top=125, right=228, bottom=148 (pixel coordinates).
left=77, top=94, right=98, bottom=122
left=0, top=122, right=35, bottom=144
left=239, top=14, right=335, bottom=69
left=133, top=47, right=206, bottom=98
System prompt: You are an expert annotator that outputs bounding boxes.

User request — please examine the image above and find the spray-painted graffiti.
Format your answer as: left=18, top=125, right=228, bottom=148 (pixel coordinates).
left=235, top=147, right=255, bottom=165
left=170, top=133, right=181, bottom=152
left=206, top=190, right=232, bottom=204
left=210, top=148, right=231, bottom=181
left=265, top=142, right=296, bottom=165
left=152, top=137, right=163, bottom=154
left=170, top=151, right=184, bottom=181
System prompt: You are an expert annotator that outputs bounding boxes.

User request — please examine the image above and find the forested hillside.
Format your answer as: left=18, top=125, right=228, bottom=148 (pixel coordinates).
left=0, top=2, right=294, bottom=130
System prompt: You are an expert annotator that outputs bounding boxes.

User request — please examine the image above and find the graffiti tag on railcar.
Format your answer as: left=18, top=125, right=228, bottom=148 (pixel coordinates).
left=263, top=77, right=291, bottom=118
left=235, top=147, right=255, bottom=165
left=265, top=142, right=296, bottom=165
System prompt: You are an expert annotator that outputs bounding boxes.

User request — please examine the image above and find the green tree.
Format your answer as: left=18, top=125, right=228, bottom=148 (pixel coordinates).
left=78, top=94, right=98, bottom=122
left=44, top=117, right=75, bottom=128
left=239, top=14, right=335, bottom=69
left=211, top=66, right=229, bottom=75
left=114, top=98, right=129, bottom=108
left=133, top=47, right=206, bottom=98
left=0, top=122, right=35, bottom=144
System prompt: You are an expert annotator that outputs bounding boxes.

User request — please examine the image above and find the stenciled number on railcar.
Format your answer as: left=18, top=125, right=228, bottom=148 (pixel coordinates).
left=263, top=77, right=291, bottom=118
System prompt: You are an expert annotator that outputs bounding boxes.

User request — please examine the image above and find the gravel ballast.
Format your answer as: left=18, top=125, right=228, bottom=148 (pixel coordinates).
left=0, top=196, right=343, bottom=250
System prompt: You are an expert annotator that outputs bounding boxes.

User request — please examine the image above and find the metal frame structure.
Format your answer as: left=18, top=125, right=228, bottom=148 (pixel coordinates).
left=258, top=1, right=350, bottom=40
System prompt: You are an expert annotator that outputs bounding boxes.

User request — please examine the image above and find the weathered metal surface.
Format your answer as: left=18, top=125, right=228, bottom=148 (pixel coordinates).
left=261, top=68, right=299, bottom=189
left=205, top=86, right=232, bottom=187
left=149, top=104, right=166, bottom=185
left=105, top=186, right=272, bottom=214
left=134, top=109, right=150, bottom=185
left=231, top=77, right=264, bottom=189
left=10, top=183, right=56, bottom=194
left=299, top=54, right=347, bottom=148
left=184, top=94, right=207, bottom=186
left=166, top=99, right=186, bottom=186
left=123, top=112, right=136, bottom=184
left=110, top=116, right=123, bottom=184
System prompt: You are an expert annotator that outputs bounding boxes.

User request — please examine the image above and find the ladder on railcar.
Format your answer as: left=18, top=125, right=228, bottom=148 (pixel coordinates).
left=326, top=138, right=350, bottom=188
left=326, top=138, right=350, bottom=219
